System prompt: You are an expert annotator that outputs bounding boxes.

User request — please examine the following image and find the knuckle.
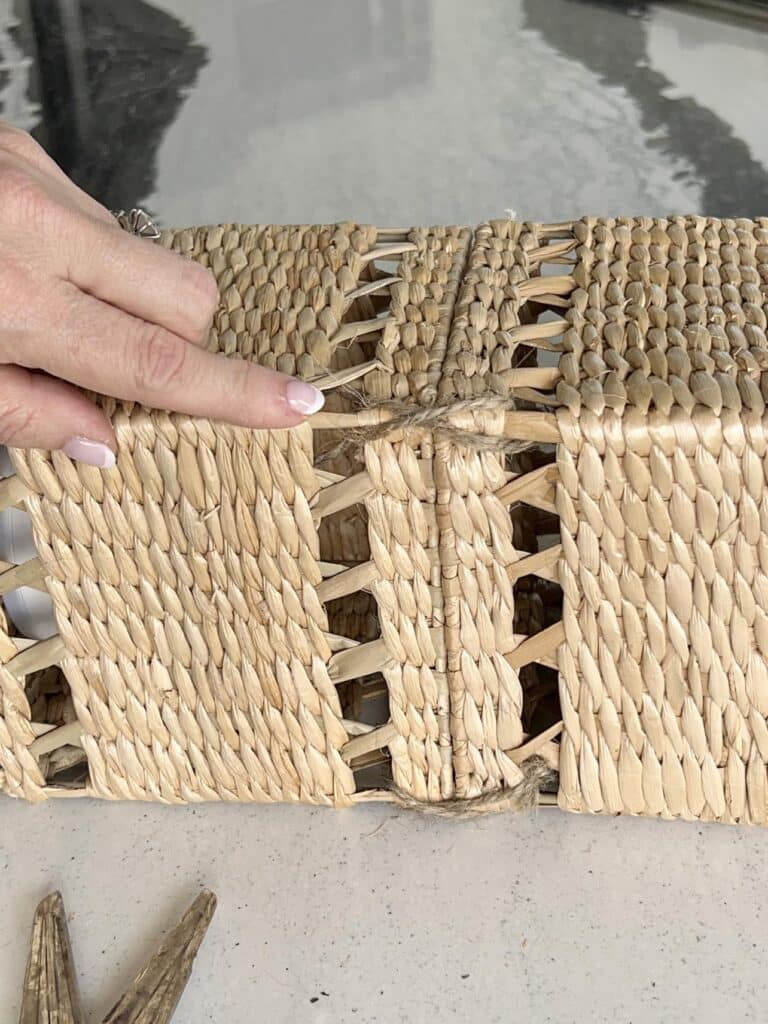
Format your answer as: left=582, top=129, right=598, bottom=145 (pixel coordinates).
left=0, top=125, right=40, bottom=161
left=234, top=361, right=271, bottom=419
left=179, top=260, right=219, bottom=331
left=0, top=393, right=35, bottom=444
left=0, top=259, right=32, bottom=313
left=0, top=166, right=51, bottom=225
left=61, top=329, right=87, bottom=376
left=132, top=325, right=187, bottom=394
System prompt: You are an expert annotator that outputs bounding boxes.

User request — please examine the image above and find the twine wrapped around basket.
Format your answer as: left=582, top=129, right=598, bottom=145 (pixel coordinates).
left=1, top=215, right=767, bottom=825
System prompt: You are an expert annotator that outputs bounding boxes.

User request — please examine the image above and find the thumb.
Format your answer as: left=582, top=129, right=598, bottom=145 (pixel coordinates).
left=0, top=364, right=116, bottom=466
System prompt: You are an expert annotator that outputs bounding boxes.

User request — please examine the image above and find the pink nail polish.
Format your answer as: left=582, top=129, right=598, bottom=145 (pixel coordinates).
left=286, top=380, right=325, bottom=416
left=63, top=437, right=116, bottom=468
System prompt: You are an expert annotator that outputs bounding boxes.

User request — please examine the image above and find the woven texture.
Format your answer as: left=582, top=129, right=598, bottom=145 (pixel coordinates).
left=5, top=222, right=532, bottom=805
left=1, top=214, right=767, bottom=826
left=557, top=216, right=768, bottom=823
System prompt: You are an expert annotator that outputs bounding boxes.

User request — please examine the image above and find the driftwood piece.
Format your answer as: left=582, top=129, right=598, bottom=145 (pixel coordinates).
left=101, top=890, right=217, bottom=1023
left=17, top=890, right=216, bottom=1023
left=19, top=892, right=84, bottom=1024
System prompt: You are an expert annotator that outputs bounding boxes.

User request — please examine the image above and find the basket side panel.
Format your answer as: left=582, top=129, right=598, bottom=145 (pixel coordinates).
left=9, top=223, right=387, bottom=803
left=557, top=215, right=768, bottom=824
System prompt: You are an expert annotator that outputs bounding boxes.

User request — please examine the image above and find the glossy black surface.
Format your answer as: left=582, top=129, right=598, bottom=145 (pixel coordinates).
left=2, top=0, right=766, bottom=220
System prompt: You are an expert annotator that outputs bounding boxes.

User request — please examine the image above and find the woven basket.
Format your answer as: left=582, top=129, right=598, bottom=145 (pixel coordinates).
left=2, top=215, right=767, bottom=824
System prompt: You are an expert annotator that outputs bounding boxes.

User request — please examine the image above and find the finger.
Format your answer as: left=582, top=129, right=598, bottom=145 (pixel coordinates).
left=0, top=148, right=210, bottom=342
left=59, top=208, right=219, bottom=344
left=0, top=363, right=115, bottom=464
left=27, top=286, right=324, bottom=429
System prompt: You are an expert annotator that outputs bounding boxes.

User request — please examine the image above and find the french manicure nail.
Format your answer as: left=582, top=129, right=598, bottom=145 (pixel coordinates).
left=286, top=379, right=325, bottom=416
left=63, top=437, right=116, bottom=468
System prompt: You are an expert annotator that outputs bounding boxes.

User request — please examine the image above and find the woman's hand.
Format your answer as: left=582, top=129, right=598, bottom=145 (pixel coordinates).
left=0, top=123, right=323, bottom=467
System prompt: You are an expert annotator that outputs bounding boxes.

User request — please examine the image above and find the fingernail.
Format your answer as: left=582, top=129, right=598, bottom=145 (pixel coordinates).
left=286, top=380, right=325, bottom=416
left=63, top=437, right=116, bottom=468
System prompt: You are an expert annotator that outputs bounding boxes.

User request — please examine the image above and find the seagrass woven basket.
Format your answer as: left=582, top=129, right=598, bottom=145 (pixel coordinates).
left=2, top=214, right=768, bottom=825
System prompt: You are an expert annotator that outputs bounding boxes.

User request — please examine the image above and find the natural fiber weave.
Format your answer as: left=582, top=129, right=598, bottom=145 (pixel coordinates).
left=557, top=216, right=768, bottom=824
left=1, top=214, right=767, bottom=825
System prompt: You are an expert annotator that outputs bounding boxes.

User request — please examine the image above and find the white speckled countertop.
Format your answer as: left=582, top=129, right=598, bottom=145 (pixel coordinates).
left=1, top=1, right=768, bottom=1019
left=3, top=798, right=768, bottom=1021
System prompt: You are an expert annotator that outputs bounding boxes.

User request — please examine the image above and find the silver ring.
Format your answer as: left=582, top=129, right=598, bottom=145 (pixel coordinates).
left=111, top=207, right=161, bottom=240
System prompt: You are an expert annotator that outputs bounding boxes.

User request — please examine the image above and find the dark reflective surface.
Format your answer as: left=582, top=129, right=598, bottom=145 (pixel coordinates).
left=526, top=0, right=768, bottom=216
left=19, top=0, right=206, bottom=210
left=1, top=0, right=766, bottom=223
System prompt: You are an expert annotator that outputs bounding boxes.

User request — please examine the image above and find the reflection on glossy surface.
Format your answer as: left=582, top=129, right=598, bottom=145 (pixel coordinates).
left=152, top=0, right=768, bottom=225
left=526, top=0, right=768, bottom=216
left=1, top=0, right=766, bottom=225
left=0, top=3, right=767, bottom=1023
left=25, top=0, right=206, bottom=210
left=229, top=0, right=433, bottom=120
left=646, top=3, right=768, bottom=174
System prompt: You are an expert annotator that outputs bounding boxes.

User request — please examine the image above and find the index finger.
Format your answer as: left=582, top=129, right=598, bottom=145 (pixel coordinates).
left=36, top=286, right=324, bottom=428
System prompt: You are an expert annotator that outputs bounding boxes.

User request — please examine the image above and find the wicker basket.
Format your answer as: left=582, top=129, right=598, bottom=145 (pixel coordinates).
left=1, top=215, right=767, bottom=824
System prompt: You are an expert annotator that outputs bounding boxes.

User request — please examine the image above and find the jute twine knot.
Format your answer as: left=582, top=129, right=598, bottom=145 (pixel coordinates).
left=390, top=757, right=555, bottom=819
left=321, top=392, right=536, bottom=463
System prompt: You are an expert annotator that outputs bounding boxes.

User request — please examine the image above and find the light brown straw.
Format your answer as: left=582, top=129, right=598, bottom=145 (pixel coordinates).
left=557, top=215, right=768, bottom=825
left=1, top=214, right=765, bottom=826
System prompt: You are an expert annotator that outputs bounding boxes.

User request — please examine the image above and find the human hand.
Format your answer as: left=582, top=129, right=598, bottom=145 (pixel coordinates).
left=0, top=123, right=324, bottom=467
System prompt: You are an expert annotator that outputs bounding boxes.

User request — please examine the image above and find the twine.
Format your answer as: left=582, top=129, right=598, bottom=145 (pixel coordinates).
left=390, top=758, right=555, bottom=819
left=319, top=391, right=537, bottom=465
